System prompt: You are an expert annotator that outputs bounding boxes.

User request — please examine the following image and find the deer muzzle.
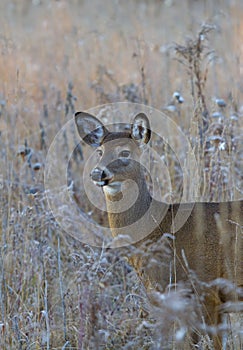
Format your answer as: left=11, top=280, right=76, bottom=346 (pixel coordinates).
left=90, top=167, right=113, bottom=187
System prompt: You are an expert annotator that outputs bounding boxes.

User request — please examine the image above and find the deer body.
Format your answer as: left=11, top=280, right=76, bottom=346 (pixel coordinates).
left=75, top=111, right=243, bottom=349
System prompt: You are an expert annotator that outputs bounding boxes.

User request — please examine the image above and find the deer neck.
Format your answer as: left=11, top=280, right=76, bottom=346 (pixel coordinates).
left=104, top=174, right=152, bottom=234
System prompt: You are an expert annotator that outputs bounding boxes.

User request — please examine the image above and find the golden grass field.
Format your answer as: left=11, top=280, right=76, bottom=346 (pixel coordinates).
left=0, top=0, right=242, bottom=349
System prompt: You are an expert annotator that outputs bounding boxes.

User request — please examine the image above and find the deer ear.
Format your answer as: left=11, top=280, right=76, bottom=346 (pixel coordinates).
left=131, top=113, right=151, bottom=145
left=75, top=112, right=109, bottom=147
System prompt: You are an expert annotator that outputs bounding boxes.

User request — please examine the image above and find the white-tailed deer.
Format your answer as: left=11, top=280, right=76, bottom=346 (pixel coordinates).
left=75, top=111, right=243, bottom=349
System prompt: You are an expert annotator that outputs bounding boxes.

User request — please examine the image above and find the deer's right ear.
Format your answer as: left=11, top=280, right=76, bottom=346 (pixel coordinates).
left=75, top=112, right=109, bottom=147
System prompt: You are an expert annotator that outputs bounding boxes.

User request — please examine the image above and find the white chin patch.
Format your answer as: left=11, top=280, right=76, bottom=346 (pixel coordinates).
left=94, top=180, right=106, bottom=187
left=103, top=181, right=122, bottom=195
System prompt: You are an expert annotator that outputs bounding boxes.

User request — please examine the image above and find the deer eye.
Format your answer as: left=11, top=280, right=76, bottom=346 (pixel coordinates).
left=96, top=149, right=103, bottom=157
left=118, top=150, right=131, bottom=158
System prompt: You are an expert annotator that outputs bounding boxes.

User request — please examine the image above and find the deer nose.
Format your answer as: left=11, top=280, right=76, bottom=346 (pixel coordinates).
left=90, top=167, right=112, bottom=182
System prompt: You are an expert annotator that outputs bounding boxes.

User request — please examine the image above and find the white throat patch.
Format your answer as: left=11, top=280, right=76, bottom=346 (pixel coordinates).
left=103, top=181, right=122, bottom=196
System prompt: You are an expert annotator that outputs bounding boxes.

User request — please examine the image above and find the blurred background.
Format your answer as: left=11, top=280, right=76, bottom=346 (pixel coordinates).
left=0, top=0, right=243, bottom=129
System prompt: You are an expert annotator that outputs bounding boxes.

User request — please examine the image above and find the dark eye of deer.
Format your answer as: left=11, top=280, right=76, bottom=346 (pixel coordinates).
left=96, top=149, right=103, bottom=157
left=119, top=150, right=130, bottom=158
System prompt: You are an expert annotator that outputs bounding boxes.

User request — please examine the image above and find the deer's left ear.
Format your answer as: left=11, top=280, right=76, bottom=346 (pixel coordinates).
left=131, top=113, right=151, bottom=145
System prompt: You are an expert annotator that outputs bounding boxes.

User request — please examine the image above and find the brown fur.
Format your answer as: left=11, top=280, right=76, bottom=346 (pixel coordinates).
left=75, top=111, right=243, bottom=349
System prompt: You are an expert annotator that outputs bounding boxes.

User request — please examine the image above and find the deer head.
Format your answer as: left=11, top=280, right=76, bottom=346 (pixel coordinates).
left=75, top=111, right=151, bottom=198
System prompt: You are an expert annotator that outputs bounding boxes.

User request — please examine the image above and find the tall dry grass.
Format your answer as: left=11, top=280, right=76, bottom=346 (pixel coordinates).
left=0, top=0, right=242, bottom=349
